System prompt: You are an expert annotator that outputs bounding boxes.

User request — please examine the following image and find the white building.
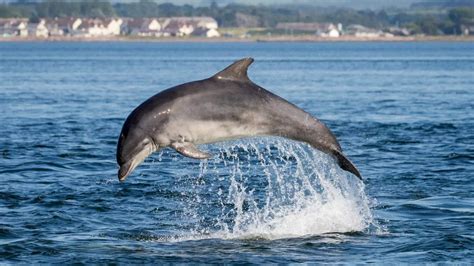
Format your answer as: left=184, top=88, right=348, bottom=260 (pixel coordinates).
left=103, top=18, right=123, bottom=35
left=75, top=19, right=102, bottom=37
left=28, top=19, right=48, bottom=38
left=160, top=17, right=220, bottom=37
left=14, top=19, right=28, bottom=37
left=326, top=28, right=340, bottom=37
left=0, top=19, right=28, bottom=37
left=74, top=18, right=123, bottom=37
left=46, top=17, right=82, bottom=36
left=125, top=18, right=161, bottom=36
left=205, top=28, right=220, bottom=37
left=345, top=24, right=384, bottom=38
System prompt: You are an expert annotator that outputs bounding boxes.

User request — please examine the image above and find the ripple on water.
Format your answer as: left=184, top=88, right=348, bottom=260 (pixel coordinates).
left=1, top=42, right=473, bottom=263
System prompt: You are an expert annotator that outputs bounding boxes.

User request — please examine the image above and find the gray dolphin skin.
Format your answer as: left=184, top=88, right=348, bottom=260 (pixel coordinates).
left=117, top=58, right=362, bottom=182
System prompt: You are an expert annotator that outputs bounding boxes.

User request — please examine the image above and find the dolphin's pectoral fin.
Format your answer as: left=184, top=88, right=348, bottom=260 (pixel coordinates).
left=171, top=142, right=212, bottom=159
left=332, top=150, right=363, bottom=181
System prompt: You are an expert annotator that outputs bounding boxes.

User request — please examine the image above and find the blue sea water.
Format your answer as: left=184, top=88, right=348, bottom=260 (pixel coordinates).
left=0, top=41, right=473, bottom=263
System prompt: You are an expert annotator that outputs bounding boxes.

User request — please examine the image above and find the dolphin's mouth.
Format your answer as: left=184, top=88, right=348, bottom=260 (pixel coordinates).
left=117, top=142, right=156, bottom=182
left=118, top=160, right=136, bottom=182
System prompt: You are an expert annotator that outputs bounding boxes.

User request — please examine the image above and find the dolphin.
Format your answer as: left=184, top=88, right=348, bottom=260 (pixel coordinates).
left=117, top=58, right=361, bottom=182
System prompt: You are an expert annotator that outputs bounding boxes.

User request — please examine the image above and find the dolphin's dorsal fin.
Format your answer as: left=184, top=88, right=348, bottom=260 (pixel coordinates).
left=213, top=57, right=254, bottom=81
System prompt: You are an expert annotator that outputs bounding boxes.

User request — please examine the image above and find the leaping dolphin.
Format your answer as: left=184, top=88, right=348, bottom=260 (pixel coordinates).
left=117, top=58, right=362, bottom=182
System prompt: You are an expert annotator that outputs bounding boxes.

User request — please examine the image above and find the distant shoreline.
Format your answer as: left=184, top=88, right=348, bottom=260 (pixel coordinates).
left=1, top=35, right=474, bottom=42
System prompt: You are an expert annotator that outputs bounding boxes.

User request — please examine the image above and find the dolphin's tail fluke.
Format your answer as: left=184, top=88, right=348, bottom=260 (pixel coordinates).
left=332, top=150, right=362, bottom=180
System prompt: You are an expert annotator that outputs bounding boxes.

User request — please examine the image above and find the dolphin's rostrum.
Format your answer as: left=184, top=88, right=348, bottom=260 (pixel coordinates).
left=117, top=58, right=362, bottom=181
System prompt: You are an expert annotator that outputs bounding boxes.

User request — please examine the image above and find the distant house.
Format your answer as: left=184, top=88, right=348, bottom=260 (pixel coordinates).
left=159, top=19, right=180, bottom=37
left=72, top=18, right=122, bottom=37
left=12, top=19, right=28, bottom=37
left=345, top=24, right=383, bottom=37
left=0, top=19, right=15, bottom=37
left=160, top=18, right=193, bottom=36
left=123, top=18, right=161, bottom=36
left=205, top=28, right=220, bottom=38
left=76, top=18, right=104, bottom=37
left=0, top=18, right=28, bottom=37
left=28, top=19, right=48, bottom=38
left=46, top=17, right=82, bottom=36
left=275, top=22, right=340, bottom=37
left=160, top=17, right=220, bottom=37
left=191, top=26, right=220, bottom=38
left=103, top=18, right=123, bottom=35
left=460, top=25, right=474, bottom=35
left=325, top=27, right=341, bottom=38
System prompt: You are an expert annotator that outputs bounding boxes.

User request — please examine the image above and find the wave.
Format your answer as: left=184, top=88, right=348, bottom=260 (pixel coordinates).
left=151, top=138, right=377, bottom=241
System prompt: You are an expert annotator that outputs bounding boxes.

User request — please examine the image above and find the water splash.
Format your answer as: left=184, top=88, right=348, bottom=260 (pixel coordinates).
left=167, top=137, right=374, bottom=241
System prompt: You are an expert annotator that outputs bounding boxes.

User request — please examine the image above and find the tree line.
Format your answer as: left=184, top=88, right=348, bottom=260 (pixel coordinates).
left=1, top=0, right=473, bottom=35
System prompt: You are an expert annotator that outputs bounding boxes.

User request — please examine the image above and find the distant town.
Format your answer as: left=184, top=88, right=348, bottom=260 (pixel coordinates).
left=0, top=0, right=473, bottom=41
left=0, top=16, right=418, bottom=39
left=0, top=17, right=221, bottom=39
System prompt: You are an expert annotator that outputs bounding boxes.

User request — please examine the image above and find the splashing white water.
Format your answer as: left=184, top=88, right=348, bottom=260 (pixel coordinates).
left=168, top=137, right=374, bottom=241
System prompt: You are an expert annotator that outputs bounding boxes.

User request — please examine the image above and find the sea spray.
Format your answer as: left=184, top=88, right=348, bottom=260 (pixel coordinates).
left=166, top=137, right=374, bottom=241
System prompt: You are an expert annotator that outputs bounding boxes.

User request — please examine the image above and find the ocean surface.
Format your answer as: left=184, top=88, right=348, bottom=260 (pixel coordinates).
left=0, top=41, right=473, bottom=263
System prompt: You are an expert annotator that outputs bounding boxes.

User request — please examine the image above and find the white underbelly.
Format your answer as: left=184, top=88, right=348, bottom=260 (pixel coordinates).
left=170, top=120, right=264, bottom=145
